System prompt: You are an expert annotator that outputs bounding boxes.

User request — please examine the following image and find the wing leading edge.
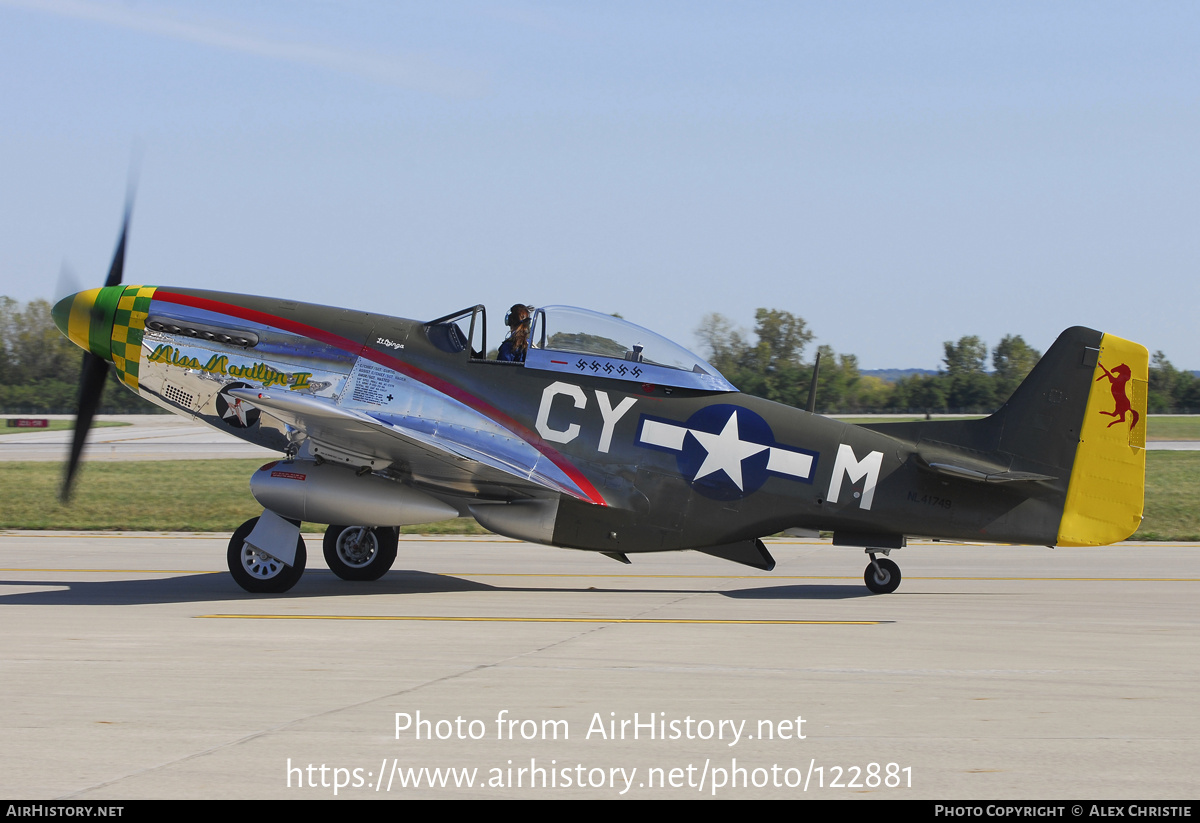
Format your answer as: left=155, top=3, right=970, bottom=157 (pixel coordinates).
left=230, top=388, right=594, bottom=503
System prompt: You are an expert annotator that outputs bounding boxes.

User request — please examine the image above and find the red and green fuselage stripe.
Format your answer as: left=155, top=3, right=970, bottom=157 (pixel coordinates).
left=152, top=290, right=608, bottom=507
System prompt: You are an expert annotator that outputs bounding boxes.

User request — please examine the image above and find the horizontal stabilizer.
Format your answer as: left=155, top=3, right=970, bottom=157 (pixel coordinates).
left=924, top=461, right=1056, bottom=484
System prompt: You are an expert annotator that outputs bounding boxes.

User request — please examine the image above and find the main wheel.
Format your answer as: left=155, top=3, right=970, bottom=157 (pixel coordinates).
left=227, top=517, right=307, bottom=593
left=864, top=557, right=901, bottom=594
left=323, top=525, right=398, bottom=581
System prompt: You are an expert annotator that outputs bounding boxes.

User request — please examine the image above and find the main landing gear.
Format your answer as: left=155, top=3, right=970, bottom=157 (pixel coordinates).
left=227, top=517, right=307, bottom=594
left=322, top=525, right=399, bottom=581
left=864, top=552, right=901, bottom=595
left=227, top=520, right=401, bottom=592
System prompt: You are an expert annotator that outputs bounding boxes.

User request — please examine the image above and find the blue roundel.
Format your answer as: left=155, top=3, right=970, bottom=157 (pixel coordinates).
left=676, top=404, right=775, bottom=500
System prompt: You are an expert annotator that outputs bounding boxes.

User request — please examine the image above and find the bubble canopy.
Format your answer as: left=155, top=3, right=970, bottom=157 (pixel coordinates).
left=526, top=306, right=738, bottom=392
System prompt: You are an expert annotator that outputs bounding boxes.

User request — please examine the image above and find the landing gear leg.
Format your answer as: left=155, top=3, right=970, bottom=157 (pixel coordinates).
left=227, top=516, right=307, bottom=593
left=864, top=552, right=901, bottom=594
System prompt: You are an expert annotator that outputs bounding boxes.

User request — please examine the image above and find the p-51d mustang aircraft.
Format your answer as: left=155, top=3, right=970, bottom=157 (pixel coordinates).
left=53, top=209, right=1148, bottom=594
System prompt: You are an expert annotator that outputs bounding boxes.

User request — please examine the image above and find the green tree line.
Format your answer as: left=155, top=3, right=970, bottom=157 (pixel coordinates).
left=698, top=308, right=1200, bottom=414
left=2, top=296, right=1196, bottom=415
left=0, top=297, right=162, bottom=414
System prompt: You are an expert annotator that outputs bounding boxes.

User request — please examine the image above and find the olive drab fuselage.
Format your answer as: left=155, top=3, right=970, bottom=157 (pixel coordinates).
left=53, top=284, right=1148, bottom=592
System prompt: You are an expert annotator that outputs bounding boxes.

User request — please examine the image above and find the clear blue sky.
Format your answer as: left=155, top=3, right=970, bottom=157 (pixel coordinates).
left=2, top=1, right=1197, bottom=369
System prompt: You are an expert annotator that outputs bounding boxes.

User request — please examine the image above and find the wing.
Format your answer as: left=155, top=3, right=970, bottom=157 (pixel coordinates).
left=229, top=388, right=592, bottom=502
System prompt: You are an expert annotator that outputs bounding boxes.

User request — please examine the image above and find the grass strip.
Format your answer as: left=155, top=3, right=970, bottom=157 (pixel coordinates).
left=0, top=459, right=486, bottom=534
left=0, top=453, right=1195, bottom=540
left=1134, top=451, right=1200, bottom=541
left=0, top=420, right=129, bottom=435
left=1143, top=415, right=1200, bottom=441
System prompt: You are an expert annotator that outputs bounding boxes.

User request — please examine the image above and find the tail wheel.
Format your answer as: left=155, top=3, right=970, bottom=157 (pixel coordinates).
left=864, top=557, right=901, bottom=594
left=323, top=525, right=398, bottom=581
left=227, top=517, right=307, bottom=593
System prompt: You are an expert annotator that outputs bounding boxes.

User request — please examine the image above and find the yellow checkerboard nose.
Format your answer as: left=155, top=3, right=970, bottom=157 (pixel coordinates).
left=52, top=286, right=157, bottom=390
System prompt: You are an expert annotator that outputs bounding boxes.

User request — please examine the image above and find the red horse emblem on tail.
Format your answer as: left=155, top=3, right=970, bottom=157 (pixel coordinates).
left=1096, top=362, right=1139, bottom=430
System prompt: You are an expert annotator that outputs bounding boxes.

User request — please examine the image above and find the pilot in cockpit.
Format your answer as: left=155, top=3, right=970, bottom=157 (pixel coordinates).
left=497, top=303, right=532, bottom=363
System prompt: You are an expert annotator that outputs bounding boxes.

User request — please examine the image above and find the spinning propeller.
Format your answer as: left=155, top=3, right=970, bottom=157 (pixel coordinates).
left=51, top=198, right=133, bottom=501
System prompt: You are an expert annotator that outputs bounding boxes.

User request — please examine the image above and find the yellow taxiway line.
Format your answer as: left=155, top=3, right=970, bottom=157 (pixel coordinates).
left=197, top=614, right=883, bottom=625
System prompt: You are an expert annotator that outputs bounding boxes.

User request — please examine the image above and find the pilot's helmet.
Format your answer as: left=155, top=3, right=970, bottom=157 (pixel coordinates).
left=505, top=304, right=533, bottom=329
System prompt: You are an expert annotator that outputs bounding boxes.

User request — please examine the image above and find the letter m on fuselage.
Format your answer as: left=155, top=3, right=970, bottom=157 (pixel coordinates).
left=826, top=443, right=884, bottom=511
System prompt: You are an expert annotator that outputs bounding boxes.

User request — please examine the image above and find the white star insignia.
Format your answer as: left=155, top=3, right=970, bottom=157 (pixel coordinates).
left=637, top=408, right=816, bottom=490
left=688, top=410, right=767, bottom=490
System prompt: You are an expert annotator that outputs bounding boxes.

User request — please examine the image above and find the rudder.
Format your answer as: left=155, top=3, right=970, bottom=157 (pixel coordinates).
left=1056, top=332, right=1147, bottom=546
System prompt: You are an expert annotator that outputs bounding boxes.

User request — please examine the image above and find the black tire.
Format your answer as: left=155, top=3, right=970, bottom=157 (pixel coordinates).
left=323, top=525, right=399, bottom=581
left=864, top=557, right=901, bottom=594
left=227, top=517, right=307, bottom=593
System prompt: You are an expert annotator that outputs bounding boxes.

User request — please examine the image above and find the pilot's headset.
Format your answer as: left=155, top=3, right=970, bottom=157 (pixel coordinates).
left=505, top=304, right=534, bottom=330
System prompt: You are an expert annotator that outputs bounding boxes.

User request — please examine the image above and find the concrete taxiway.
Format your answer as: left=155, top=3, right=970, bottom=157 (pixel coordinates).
left=1, top=533, right=1197, bottom=799
left=0, top=415, right=278, bottom=462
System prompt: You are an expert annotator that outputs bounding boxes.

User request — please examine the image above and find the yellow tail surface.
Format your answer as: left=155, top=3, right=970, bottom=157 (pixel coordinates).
left=1057, top=333, right=1148, bottom=546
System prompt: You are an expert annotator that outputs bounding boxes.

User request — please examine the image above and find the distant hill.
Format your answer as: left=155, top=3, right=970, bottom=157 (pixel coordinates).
left=860, top=368, right=937, bottom=383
